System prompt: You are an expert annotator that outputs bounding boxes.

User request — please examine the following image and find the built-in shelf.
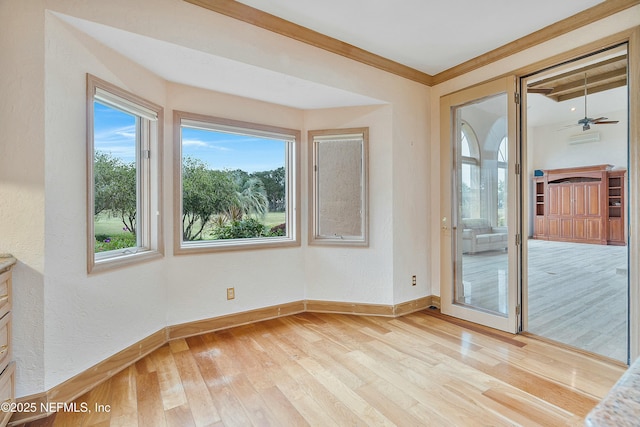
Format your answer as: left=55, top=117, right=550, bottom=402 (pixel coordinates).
left=607, top=171, right=626, bottom=245
left=532, top=165, right=626, bottom=246
left=535, top=181, right=545, bottom=216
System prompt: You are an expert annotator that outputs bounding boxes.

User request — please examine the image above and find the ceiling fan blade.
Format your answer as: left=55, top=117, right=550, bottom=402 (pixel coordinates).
left=527, top=88, right=554, bottom=94
left=590, top=117, right=607, bottom=122
left=593, top=120, right=619, bottom=124
left=556, top=123, right=580, bottom=131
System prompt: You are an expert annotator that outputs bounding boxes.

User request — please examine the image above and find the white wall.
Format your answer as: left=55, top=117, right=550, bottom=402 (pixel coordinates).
left=530, top=109, right=628, bottom=171
left=1, top=0, right=431, bottom=396
left=42, top=13, right=169, bottom=391
left=0, top=0, right=46, bottom=396
left=304, top=106, right=395, bottom=303
left=390, top=81, right=431, bottom=304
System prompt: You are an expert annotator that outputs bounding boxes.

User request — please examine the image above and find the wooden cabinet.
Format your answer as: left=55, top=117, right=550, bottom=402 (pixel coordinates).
left=0, top=363, right=14, bottom=427
left=0, top=258, right=15, bottom=427
left=533, top=165, right=625, bottom=246
left=607, top=170, right=626, bottom=245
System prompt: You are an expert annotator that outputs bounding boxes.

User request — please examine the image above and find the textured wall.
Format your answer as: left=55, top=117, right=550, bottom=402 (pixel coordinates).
left=0, top=0, right=47, bottom=396
left=2, top=0, right=431, bottom=396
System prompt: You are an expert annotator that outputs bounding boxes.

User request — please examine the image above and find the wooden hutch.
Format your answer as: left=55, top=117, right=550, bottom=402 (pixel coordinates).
left=533, top=164, right=626, bottom=246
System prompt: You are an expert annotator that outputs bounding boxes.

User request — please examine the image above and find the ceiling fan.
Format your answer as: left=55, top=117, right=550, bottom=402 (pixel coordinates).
left=574, top=72, right=619, bottom=131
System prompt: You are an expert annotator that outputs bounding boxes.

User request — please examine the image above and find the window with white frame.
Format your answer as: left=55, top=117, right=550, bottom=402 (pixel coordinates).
left=309, top=128, right=369, bottom=246
left=174, top=111, right=299, bottom=253
left=460, top=122, right=481, bottom=219
left=87, top=74, right=163, bottom=273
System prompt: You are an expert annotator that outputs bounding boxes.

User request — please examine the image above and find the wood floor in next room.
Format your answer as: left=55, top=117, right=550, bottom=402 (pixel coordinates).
left=19, top=310, right=625, bottom=427
left=461, top=239, right=628, bottom=361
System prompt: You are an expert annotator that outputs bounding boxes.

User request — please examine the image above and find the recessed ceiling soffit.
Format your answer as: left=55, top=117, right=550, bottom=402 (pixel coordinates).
left=527, top=55, right=627, bottom=102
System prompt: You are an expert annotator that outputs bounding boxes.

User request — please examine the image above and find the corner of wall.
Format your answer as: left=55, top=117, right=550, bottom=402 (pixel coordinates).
left=0, top=0, right=47, bottom=397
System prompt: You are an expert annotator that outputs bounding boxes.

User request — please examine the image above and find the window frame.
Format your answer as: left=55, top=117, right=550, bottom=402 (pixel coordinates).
left=308, top=127, right=369, bottom=247
left=173, top=110, right=300, bottom=254
left=86, top=74, right=164, bottom=273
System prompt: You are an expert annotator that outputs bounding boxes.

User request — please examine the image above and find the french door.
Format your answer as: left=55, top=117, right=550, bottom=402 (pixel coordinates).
left=440, top=76, right=520, bottom=333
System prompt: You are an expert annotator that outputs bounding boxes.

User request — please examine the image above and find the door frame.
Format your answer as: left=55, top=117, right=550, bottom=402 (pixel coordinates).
left=631, top=27, right=640, bottom=363
left=516, top=31, right=640, bottom=362
left=437, top=27, right=640, bottom=361
left=439, top=76, right=520, bottom=333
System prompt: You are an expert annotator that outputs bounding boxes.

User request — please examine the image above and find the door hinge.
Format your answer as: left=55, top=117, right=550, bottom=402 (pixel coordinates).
left=515, top=163, right=521, bottom=175
left=516, top=304, right=521, bottom=315
left=515, top=234, right=521, bottom=246
left=142, top=149, right=151, bottom=159
left=514, top=92, right=520, bottom=104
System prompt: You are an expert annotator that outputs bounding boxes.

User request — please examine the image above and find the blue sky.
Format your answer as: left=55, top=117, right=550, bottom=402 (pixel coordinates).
left=94, top=102, right=285, bottom=173
left=94, top=102, right=136, bottom=163
left=181, top=127, right=285, bottom=173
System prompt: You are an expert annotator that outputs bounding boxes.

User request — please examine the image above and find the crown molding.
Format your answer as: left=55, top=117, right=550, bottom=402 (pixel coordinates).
left=185, top=0, right=639, bottom=87
left=432, top=0, right=640, bottom=84
left=183, top=0, right=433, bottom=85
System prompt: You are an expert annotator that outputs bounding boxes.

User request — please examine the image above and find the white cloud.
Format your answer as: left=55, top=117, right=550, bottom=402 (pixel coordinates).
left=95, top=125, right=136, bottom=147
left=182, top=139, right=209, bottom=148
left=182, top=139, right=232, bottom=151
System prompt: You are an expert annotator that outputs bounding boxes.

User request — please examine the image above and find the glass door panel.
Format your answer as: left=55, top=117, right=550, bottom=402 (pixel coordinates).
left=440, top=77, right=518, bottom=333
left=455, top=95, right=509, bottom=315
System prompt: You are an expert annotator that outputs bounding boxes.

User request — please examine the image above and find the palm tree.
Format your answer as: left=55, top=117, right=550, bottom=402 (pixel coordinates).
left=234, top=177, right=269, bottom=218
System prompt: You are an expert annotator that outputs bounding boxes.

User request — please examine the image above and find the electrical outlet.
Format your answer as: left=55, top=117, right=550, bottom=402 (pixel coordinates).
left=412, top=275, right=416, bottom=286
left=226, top=287, right=235, bottom=300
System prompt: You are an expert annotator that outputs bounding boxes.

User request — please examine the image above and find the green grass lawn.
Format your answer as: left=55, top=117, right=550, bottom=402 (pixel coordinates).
left=94, top=211, right=287, bottom=237
left=94, top=213, right=129, bottom=236
left=262, top=211, right=286, bottom=228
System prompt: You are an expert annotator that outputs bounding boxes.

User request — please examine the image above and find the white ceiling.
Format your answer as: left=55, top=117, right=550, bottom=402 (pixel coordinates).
left=55, top=13, right=386, bottom=110
left=236, top=0, right=604, bottom=75
left=55, top=0, right=620, bottom=115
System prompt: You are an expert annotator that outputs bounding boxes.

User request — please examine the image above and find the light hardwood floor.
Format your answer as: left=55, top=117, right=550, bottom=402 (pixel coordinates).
left=18, top=310, right=625, bottom=427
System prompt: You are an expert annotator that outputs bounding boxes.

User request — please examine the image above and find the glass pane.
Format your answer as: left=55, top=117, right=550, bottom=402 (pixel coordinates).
left=454, top=93, right=509, bottom=315
left=180, top=126, right=287, bottom=242
left=461, top=163, right=481, bottom=218
left=93, top=101, right=139, bottom=254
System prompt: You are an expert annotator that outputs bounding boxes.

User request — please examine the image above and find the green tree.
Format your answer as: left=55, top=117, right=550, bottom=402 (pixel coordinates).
left=251, top=167, right=285, bottom=211
left=182, top=157, right=236, bottom=241
left=227, top=169, right=250, bottom=186
left=94, top=151, right=136, bottom=233
left=233, top=176, right=268, bottom=218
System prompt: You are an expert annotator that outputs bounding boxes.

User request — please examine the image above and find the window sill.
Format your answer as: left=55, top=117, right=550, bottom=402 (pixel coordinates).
left=309, top=237, right=369, bottom=247
left=89, top=250, right=163, bottom=274
left=175, top=237, right=300, bottom=255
